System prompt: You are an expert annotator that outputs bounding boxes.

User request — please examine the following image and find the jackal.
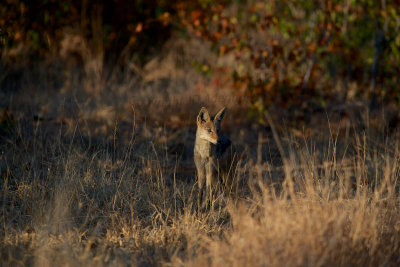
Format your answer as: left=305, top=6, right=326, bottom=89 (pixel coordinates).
left=194, top=107, right=237, bottom=206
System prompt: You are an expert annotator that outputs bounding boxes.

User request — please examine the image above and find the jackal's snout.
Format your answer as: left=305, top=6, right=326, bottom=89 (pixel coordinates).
left=209, top=130, right=219, bottom=144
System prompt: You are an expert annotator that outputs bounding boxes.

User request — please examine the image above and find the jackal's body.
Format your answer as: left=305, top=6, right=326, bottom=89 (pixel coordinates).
left=194, top=107, right=235, bottom=204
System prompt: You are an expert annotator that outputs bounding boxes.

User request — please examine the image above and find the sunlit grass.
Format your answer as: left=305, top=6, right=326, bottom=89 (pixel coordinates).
left=1, top=110, right=399, bottom=266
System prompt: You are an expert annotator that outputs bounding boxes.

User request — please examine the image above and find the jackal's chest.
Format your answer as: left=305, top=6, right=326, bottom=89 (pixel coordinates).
left=194, top=145, right=218, bottom=167
left=194, top=150, right=215, bottom=162
left=194, top=143, right=216, bottom=159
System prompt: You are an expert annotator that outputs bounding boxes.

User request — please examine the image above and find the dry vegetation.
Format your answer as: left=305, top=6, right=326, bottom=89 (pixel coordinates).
left=1, top=63, right=400, bottom=266
left=2, top=1, right=400, bottom=263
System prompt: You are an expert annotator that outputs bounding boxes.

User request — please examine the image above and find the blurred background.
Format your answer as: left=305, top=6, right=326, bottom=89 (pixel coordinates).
left=1, top=0, right=400, bottom=129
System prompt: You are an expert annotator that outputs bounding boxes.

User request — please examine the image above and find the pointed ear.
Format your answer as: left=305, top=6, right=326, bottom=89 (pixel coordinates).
left=213, top=107, right=226, bottom=128
left=197, top=107, right=210, bottom=124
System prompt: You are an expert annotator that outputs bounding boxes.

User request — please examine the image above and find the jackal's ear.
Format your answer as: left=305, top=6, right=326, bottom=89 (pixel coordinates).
left=197, top=107, right=210, bottom=124
left=213, top=107, right=226, bottom=128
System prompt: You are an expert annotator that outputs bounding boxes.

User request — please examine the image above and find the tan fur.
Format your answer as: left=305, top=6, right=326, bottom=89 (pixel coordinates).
left=194, top=107, right=237, bottom=205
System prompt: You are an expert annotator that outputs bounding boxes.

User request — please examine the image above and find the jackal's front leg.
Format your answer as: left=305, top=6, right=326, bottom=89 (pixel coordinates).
left=205, top=161, right=217, bottom=206
left=196, top=165, right=206, bottom=209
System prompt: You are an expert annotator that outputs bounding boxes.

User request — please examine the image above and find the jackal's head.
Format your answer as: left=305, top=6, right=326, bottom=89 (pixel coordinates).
left=196, top=107, right=226, bottom=144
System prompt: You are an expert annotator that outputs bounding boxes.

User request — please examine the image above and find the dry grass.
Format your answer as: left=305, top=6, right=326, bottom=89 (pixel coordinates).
left=1, top=100, right=400, bottom=266
left=1, top=39, right=400, bottom=266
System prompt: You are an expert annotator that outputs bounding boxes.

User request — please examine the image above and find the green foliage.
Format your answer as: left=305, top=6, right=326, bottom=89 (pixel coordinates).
left=178, top=0, right=400, bottom=120
left=1, top=0, right=400, bottom=121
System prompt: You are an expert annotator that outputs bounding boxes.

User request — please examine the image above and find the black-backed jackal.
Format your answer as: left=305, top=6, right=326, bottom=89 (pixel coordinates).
left=194, top=107, right=237, bottom=207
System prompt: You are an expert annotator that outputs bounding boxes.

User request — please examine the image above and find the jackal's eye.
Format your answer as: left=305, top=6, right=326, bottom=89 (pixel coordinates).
left=207, top=128, right=212, bottom=133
